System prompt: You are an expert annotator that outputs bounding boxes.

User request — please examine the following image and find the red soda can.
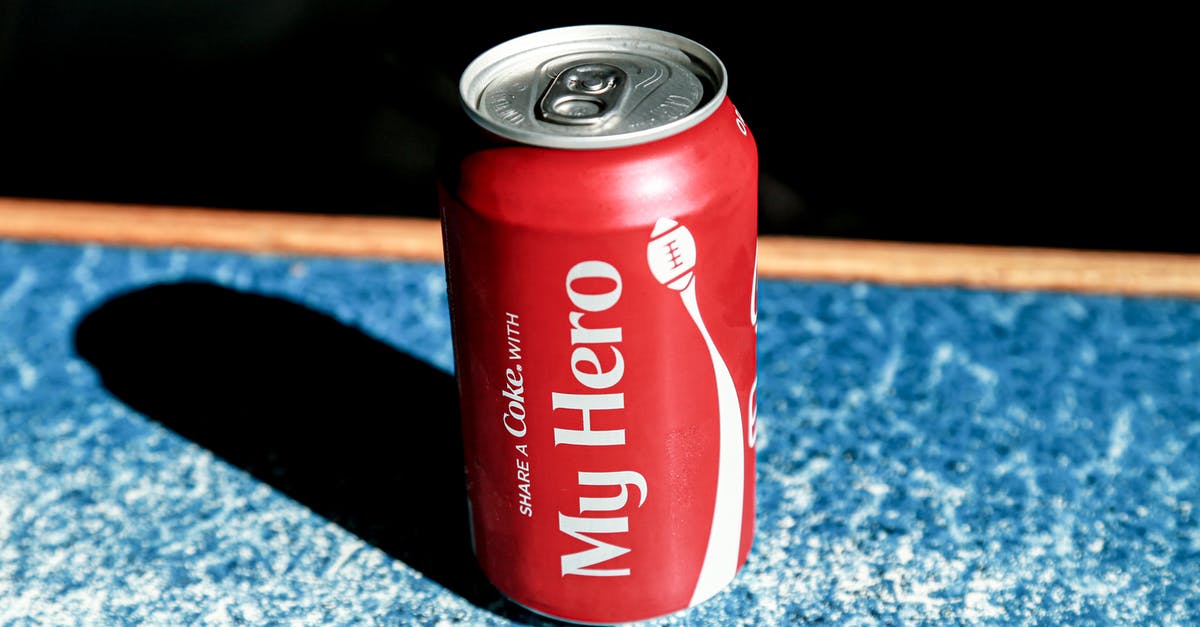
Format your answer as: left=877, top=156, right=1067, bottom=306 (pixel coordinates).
left=438, top=25, right=757, bottom=623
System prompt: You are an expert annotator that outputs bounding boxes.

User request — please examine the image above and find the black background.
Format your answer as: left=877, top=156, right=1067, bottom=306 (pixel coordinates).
left=0, top=3, right=1187, bottom=251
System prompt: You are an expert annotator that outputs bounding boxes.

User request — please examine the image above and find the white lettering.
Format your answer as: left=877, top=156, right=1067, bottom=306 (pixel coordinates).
left=517, top=457, right=532, bottom=517
left=555, top=260, right=644, bottom=577
left=552, top=393, right=625, bottom=446
left=577, top=471, right=647, bottom=514
left=559, top=513, right=631, bottom=577
left=502, top=366, right=526, bottom=437
left=570, top=346, right=624, bottom=390
left=569, top=311, right=622, bottom=345
left=566, top=261, right=622, bottom=312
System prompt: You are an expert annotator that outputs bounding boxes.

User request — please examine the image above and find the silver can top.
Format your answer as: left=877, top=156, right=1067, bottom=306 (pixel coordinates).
left=459, top=25, right=727, bottom=149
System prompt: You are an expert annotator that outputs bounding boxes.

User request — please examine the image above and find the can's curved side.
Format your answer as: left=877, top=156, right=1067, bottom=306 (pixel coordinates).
left=439, top=97, right=757, bottom=623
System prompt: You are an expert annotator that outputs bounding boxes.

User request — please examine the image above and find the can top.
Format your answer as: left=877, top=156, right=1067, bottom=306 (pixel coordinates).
left=459, top=25, right=727, bottom=149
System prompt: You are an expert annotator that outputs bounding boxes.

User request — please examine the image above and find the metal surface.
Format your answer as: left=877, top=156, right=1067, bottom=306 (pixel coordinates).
left=442, top=27, right=757, bottom=617
left=460, top=25, right=725, bottom=149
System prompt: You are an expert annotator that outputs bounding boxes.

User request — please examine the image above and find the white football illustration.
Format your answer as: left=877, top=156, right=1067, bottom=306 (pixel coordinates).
left=647, top=217, right=697, bottom=291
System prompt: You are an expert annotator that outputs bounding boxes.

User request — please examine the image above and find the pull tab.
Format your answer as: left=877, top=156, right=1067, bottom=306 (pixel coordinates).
left=538, top=63, right=628, bottom=125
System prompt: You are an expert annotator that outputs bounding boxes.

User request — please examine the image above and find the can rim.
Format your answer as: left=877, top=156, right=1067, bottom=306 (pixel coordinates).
left=459, top=25, right=728, bottom=150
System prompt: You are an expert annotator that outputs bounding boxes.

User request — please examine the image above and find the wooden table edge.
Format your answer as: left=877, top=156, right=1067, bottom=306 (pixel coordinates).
left=3, top=196, right=1198, bottom=298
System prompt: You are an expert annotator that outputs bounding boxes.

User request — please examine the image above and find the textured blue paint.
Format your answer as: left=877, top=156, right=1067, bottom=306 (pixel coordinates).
left=1, top=240, right=1198, bottom=624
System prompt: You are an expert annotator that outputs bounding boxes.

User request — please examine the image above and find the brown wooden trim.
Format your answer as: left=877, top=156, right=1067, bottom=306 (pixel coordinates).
left=756, top=237, right=1200, bottom=297
left=0, top=197, right=445, bottom=262
left=3, top=196, right=1199, bottom=297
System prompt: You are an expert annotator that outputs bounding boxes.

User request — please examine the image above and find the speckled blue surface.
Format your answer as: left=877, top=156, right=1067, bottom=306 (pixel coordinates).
left=1, top=240, right=1198, bottom=624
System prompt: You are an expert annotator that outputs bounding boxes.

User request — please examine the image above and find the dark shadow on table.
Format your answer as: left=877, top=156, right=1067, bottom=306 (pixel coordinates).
left=73, top=282, right=569, bottom=625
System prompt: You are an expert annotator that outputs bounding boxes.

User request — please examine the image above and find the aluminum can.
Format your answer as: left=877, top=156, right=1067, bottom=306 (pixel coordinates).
left=438, top=25, right=757, bottom=624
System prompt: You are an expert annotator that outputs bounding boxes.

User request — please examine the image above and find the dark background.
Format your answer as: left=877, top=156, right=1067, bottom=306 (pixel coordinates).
left=0, top=3, right=1186, bottom=251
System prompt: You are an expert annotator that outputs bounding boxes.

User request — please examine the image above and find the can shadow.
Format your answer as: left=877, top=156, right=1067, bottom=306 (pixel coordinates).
left=73, top=281, right=568, bottom=625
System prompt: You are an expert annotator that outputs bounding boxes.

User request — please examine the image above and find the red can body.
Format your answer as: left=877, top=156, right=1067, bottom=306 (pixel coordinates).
left=440, top=31, right=757, bottom=623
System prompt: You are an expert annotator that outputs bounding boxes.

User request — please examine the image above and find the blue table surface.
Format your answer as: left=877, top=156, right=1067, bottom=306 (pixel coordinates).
left=1, top=240, right=1197, bottom=625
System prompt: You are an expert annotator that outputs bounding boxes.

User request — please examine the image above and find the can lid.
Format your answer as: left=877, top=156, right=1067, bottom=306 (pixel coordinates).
left=459, top=25, right=727, bottom=149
